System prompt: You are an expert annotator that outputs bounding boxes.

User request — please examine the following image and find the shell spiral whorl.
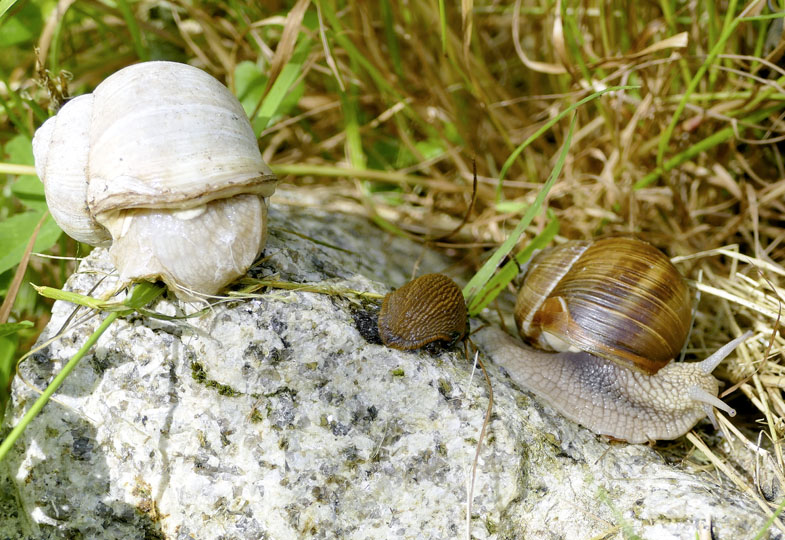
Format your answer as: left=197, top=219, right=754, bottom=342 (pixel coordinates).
left=514, top=237, right=693, bottom=375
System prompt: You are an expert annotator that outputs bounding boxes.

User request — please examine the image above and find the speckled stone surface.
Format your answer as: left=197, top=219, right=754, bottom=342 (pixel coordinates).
left=0, top=198, right=780, bottom=539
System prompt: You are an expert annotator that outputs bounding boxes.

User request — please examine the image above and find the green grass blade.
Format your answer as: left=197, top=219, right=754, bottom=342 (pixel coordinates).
left=0, top=335, right=17, bottom=424
left=715, top=0, right=740, bottom=89
left=317, top=0, right=442, bottom=143
left=438, top=0, right=447, bottom=54
left=341, top=78, right=366, bottom=170
left=115, top=0, right=148, bottom=61
left=47, top=1, right=68, bottom=72
left=256, top=36, right=311, bottom=129
left=318, top=0, right=398, bottom=98
left=467, top=212, right=559, bottom=315
left=370, top=213, right=411, bottom=239
left=654, top=5, right=783, bottom=168
left=658, top=0, right=691, bottom=86
left=495, top=85, right=638, bottom=203
left=33, top=285, right=116, bottom=310
left=636, top=104, right=784, bottom=189
left=0, top=87, right=31, bottom=139
left=0, top=311, right=119, bottom=462
left=121, top=281, right=166, bottom=310
left=0, top=282, right=164, bottom=463
left=380, top=0, right=403, bottom=78
left=562, top=7, right=596, bottom=82
left=0, top=0, right=19, bottom=21
left=464, top=114, right=576, bottom=307
left=753, top=495, right=785, bottom=539
left=0, top=163, right=36, bottom=175
left=0, top=211, right=62, bottom=275
left=34, top=282, right=167, bottom=314
left=0, top=322, right=33, bottom=339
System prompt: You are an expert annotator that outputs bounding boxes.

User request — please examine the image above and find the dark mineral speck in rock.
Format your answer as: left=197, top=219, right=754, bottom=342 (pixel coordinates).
left=71, top=434, right=94, bottom=461
left=271, top=317, right=287, bottom=335
left=351, top=306, right=382, bottom=345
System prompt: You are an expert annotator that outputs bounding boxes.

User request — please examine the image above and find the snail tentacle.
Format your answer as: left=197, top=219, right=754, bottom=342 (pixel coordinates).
left=696, top=330, right=753, bottom=374
left=688, top=386, right=736, bottom=428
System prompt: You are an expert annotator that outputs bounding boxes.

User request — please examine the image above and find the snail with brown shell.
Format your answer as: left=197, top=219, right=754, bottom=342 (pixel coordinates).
left=475, top=237, right=751, bottom=443
left=378, top=238, right=751, bottom=443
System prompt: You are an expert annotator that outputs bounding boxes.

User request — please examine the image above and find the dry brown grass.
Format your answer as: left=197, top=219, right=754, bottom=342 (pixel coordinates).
left=4, top=0, right=785, bottom=529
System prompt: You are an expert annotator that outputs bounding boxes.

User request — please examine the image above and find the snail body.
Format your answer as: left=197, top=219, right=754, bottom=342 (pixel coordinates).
left=476, top=325, right=748, bottom=443
left=378, top=273, right=467, bottom=350
left=33, top=61, right=278, bottom=299
left=476, top=237, right=751, bottom=443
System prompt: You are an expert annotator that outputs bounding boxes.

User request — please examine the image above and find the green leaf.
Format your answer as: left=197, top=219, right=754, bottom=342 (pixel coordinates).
left=0, top=2, right=42, bottom=46
left=5, top=133, right=34, bottom=164
left=0, top=334, right=17, bottom=424
left=0, top=15, right=33, bottom=46
left=6, top=135, right=47, bottom=210
left=10, top=175, right=46, bottom=209
left=0, top=212, right=63, bottom=275
left=235, top=61, right=268, bottom=117
left=0, top=321, right=33, bottom=338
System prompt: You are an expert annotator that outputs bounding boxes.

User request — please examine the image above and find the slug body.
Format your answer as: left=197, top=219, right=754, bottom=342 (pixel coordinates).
left=378, top=273, right=467, bottom=350
left=32, top=61, right=278, bottom=299
left=480, top=237, right=751, bottom=443
left=475, top=326, right=749, bottom=443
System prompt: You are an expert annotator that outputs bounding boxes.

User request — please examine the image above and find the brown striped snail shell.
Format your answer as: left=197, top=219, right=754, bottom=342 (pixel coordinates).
left=514, top=237, right=693, bottom=375
left=378, top=273, right=467, bottom=350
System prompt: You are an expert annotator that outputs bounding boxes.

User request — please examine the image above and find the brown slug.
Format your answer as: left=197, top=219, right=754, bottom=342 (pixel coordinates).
left=377, top=273, right=467, bottom=350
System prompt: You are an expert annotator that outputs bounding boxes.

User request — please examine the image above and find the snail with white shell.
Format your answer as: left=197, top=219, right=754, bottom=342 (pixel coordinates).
left=33, top=61, right=278, bottom=300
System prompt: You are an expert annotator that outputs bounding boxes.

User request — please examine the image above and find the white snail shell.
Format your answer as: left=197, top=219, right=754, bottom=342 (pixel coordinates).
left=33, top=61, right=278, bottom=299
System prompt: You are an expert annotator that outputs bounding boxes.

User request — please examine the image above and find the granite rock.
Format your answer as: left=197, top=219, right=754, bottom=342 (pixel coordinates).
left=1, top=199, right=779, bottom=539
